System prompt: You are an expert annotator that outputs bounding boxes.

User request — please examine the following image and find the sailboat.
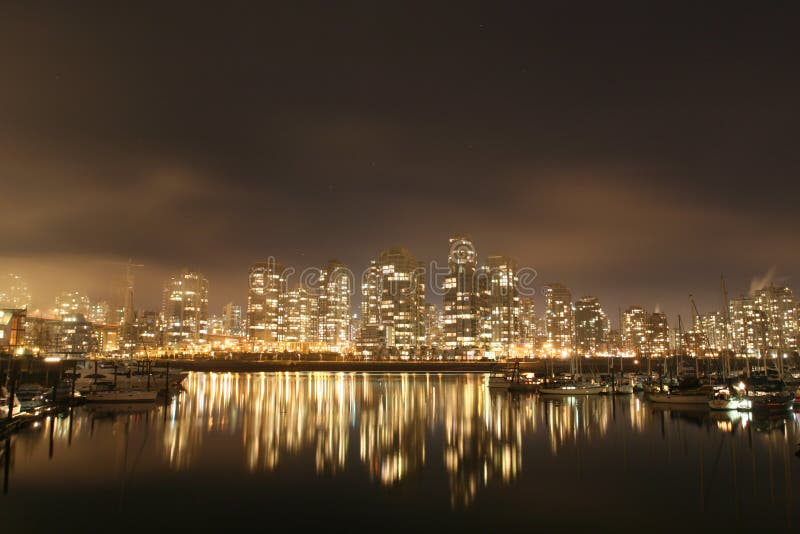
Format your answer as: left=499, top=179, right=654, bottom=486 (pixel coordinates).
left=0, top=386, right=22, bottom=419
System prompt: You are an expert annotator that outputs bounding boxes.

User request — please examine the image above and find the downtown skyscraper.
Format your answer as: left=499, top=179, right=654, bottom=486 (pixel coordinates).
left=247, top=258, right=287, bottom=346
left=162, top=269, right=209, bottom=349
left=318, top=259, right=352, bottom=350
left=479, top=256, right=520, bottom=357
left=358, top=247, right=425, bottom=356
left=574, top=296, right=608, bottom=355
left=443, top=235, right=480, bottom=356
left=543, top=283, right=573, bottom=354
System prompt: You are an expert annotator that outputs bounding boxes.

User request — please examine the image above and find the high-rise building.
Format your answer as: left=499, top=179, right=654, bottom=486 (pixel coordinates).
left=247, top=259, right=287, bottom=346
left=646, top=312, right=669, bottom=356
left=0, top=273, right=31, bottom=309
left=729, top=296, right=768, bottom=356
left=55, top=291, right=91, bottom=318
left=518, top=297, right=537, bottom=345
left=162, top=270, right=209, bottom=348
left=87, top=301, right=110, bottom=325
left=753, top=285, right=797, bottom=350
left=318, top=259, right=351, bottom=350
left=622, top=306, right=648, bottom=355
left=574, top=296, right=607, bottom=355
left=358, top=247, right=424, bottom=355
left=480, top=256, right=520, bottom=356
left=222, top=302, right=243, bottom=336
left=699, top=311, right=728, bottom=352
left=443, top=235, right=479, bottom=355
left=136, top=310, right=161, bottom=351
left=543, top=283, right=573, bottom=353
left=283, top=286, right=317, bottom=347
left=421, top=302, right=442, bottom=350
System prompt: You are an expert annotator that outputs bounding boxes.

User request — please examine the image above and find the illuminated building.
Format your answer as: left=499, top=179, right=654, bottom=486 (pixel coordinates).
left=57, top=313, right=96, bottom=354
left=753, top=285, right=797, bottom=350
left=222, top=302, right=243, bottom=336
left=162, top=270, right=209, bottom=349
left=136, top=309, right=161, bottom=351
left=698, top=311, right=728, bottom=351
left=318, top=259, right=351, bottom=350
left=87, top=301, right=110, bottom=325
left=359, top=247, right=424, bottom=356
left=443, top=235, right=480, bottom=356
left=518, top=297, right=536, bottom=345
left=0, top=308, right=26, bottom=351
left=247, top=259, right=287, bottom=346
left=359, top=260, right=382, bottom=353
left=622, top=306, right=648, bottom=355
left=55, top=290, right=91, bottom=318
left=574, top=296, right=607, bottom=355
left=646, top=311, right=669, bottom=356
left=421, top=302, right=442, bottom=351
left=480, top=256, right=520, bottom=356
left=543, top=283, right=573, bottom=353
left=729, top=296, right=768, bottom=356
left=284, top=286, right=318, bottom=347
left=0, top=273, right=31, bottom=309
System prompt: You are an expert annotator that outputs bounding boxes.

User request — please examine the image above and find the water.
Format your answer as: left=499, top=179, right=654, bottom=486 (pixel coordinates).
left=2, top=372, right=798, bottom=531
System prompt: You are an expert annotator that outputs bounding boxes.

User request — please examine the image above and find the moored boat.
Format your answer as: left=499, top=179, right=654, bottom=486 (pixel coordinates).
left=539, top=381, right=604, bottom=395
left=84, top=389, right=158, bottom=404
left=1, top=386, right=22, bottom=419
left=708, top=388, right=739, bottom=411
left=648, top=387, right=714, bottom=405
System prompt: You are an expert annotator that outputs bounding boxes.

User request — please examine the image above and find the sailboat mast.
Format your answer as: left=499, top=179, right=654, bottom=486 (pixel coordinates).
left=720, top=275, right=731, bottom=380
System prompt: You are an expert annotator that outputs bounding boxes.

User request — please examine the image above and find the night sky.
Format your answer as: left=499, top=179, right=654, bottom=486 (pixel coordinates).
left=2, top=2, right=798, bottom=322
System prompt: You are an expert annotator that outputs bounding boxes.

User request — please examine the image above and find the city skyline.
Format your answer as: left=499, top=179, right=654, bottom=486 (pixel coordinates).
left=2, top=3, right=799, bottom=321
left=3, top=233, right=799, bottom=359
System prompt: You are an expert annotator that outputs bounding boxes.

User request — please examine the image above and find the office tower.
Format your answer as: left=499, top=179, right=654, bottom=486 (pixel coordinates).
left=222, top=302, right=243, bottom=336
left=443, top=235, right=479, bottom=355
left=481, top=256, right=520, bottom=356
left=162, top=269, right=209, bottom=348
left=55, top=291, right=91, bottom=318
left=318, top=259, right=351, bottom=350
left=543, top=283, right=573, bottom=352
left=247, top=258, right=287, bottom=345
left=646, top=311, right=669, bottom=356
left=753, top=285, right=797, bottom=350
left=622, top=306, right=648, bottom=354
left=574, top=296, right=607, bottom=355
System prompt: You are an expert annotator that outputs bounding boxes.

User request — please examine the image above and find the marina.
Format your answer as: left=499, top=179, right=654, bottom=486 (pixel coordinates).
left=2, top=371, right=798, bottom=531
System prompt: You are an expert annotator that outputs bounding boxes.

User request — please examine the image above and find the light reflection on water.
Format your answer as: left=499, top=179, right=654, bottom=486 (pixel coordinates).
left=2, top=372, right=799, bottom=530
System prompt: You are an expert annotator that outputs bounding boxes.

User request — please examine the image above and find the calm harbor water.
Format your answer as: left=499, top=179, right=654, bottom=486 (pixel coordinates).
left=2, top=372, right=799, bottom=531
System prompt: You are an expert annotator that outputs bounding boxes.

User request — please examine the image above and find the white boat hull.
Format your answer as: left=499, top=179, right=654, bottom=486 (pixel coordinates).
left=648, top=393, right=712, bottom=405
left=84, top=390, right=158, bottom=403
left=708, top=399, right=739, bottom=410
left=539, top=385, right=604, bottom=395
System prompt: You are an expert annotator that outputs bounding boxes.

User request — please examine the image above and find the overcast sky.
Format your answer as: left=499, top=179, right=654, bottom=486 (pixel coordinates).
left=1, top=2, right=798, bottom=324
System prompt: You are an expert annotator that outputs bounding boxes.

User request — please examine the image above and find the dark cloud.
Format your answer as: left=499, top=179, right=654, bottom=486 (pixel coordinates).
left=1, top=2, right=798, bottom=322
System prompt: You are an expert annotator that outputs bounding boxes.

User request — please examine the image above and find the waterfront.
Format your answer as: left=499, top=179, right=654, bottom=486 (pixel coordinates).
left=2, top=372, right=799, bottom=531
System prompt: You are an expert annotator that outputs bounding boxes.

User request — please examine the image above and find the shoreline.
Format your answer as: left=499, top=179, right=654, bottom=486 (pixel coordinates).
left=165, top=359, right=549, bottom=373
